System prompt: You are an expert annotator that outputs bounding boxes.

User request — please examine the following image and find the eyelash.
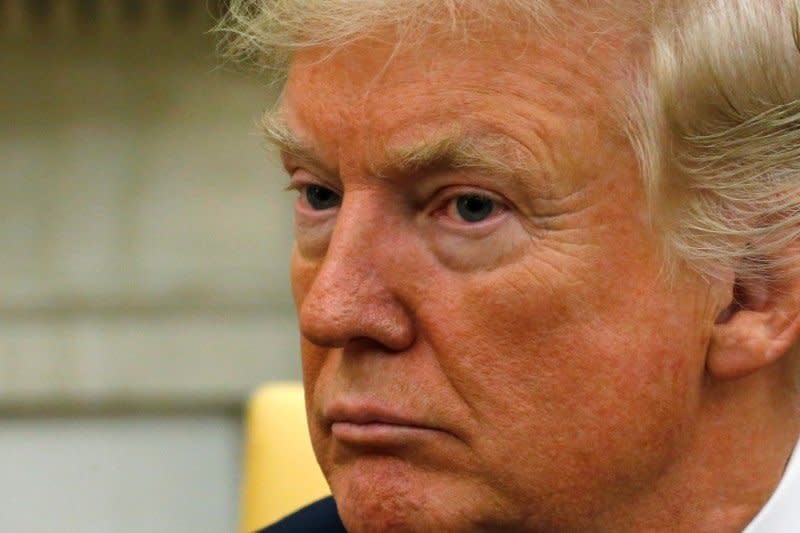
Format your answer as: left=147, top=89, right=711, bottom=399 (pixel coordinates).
left=286, top=172, right=507, bottom=224
left=439, top=189, right=503, bottom=205
left=285, top=173, right=342, bottom=210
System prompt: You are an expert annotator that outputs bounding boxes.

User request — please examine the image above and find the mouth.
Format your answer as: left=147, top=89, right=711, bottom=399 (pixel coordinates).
left=325, top=402, right=449, bottom=447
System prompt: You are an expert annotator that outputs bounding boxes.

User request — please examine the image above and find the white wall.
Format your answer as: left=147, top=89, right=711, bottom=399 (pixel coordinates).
left=0, top=415, right=241, bottom=533
left=0, top=17, right=300, bottom=408
left=1, top=1, right=296, bottom=529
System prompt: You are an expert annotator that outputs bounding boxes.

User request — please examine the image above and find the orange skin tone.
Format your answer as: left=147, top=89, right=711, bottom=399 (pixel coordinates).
left=279, top=15, right=800, bottom=533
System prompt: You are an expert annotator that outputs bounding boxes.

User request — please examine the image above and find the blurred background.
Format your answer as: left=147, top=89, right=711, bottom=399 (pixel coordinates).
left=0, top=0, right=297, bottom=530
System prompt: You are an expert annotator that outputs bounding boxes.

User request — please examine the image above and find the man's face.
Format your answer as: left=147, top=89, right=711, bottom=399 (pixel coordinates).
left=282, top=20, right=720, bottom=532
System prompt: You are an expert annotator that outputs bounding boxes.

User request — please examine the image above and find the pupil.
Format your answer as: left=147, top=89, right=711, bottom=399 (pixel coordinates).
left=456, top=195, right=494, bottom=222
left=307, top=185, right=339, bottom=210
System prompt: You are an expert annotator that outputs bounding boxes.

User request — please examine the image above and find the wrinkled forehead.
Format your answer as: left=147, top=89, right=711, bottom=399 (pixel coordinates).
left=278, top=9, right=645, bottom=165
left=257, top=0, right=657, bottom=71
left=280, top=1, right=649, bottom=87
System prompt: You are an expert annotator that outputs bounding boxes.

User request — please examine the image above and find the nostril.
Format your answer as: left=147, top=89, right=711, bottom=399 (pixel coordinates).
left=342, top=336, right=397, bottom=357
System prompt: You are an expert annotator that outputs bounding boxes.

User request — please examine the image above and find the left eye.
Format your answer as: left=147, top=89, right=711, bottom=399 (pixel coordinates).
left=450, top=194, right=496, bottom=223
left=305, top=184, right=341, bottom=210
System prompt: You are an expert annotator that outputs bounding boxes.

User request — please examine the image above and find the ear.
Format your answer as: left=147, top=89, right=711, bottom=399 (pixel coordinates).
left=708, top=272, right=800, bottom=380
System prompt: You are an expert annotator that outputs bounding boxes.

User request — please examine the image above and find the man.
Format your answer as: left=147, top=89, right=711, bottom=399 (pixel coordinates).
left=221, top=0, right=800, bottom=530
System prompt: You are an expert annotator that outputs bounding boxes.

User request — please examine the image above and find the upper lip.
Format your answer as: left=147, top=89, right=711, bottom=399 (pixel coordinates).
left=325, top=401, right=432, bottom=428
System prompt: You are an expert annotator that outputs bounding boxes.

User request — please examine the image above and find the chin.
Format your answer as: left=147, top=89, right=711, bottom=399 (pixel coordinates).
left=336, top=490, right=428, bottom=533
left=329, top=455, right=435, bottom=532
left=326, top=455, right=515, bottom=532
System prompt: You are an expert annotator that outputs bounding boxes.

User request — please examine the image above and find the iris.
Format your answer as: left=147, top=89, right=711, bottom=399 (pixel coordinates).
left=306, top=185, right=341, bottom=210
left=456, top=194, right=494, bottom=222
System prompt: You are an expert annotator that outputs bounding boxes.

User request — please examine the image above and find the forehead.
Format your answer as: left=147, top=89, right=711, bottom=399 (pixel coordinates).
left=288, top=30, right=610, bottom=116
left=279, top=17, right=639, bottom=182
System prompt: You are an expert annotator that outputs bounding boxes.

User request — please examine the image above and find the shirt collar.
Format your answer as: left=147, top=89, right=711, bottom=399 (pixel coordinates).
left=744, top=436, right=800, bottom=532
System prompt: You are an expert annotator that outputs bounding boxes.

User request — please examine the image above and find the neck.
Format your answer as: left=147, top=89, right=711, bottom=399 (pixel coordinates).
left=598, top=359, right=800, bottom=532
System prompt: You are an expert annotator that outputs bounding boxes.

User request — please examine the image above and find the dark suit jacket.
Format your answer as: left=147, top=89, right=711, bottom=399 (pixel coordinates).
left=256, top=497, right=346, bottom=532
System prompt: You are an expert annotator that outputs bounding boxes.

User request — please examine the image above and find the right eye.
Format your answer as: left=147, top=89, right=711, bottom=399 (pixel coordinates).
left=304, top=184, right=341, bottom=211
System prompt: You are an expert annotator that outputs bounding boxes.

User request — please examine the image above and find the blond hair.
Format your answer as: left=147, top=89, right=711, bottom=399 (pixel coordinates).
left=216, top=1, right=644, bottom=73
left=628, top=0, right=800, bottom=283
left=217, top=0, right=800, bottom=284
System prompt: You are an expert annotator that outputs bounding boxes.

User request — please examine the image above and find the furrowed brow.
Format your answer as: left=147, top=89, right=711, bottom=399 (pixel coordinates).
left=262, top=112, right=532, bottom=182
left=376, top=132, right=528, bottom=180
left=261, top=111, right=319, bottom=164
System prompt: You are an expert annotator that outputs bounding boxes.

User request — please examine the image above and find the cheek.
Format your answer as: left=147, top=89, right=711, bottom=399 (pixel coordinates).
left=421, top=249, right=704, bottom=502
left=300, top=336, right=333, bottom=466
left=290, top=245, right=315, bottom=310
left=466, top=259, right=699, bottom=413
left=290, top=248, right=327, bottom=387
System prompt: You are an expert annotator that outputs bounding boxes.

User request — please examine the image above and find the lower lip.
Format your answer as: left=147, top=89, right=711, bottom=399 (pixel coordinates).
left=331, top=422, right=439, bottom=446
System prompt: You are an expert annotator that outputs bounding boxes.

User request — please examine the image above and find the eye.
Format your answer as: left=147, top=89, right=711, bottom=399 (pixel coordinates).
left=450, top=194, right=497, bottom=223
left=305, top=184, right=341, bottom=210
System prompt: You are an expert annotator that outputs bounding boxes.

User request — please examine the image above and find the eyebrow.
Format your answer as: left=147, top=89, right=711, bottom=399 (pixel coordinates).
left=262, top=112, right=320, bottom=164
left=261, top=111, right=532, bottom=180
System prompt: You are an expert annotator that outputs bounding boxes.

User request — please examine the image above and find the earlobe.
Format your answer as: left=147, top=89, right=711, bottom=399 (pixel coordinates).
left=708, top=276, right=800, bottom=380
left=708, top=311, right=782, bottom=379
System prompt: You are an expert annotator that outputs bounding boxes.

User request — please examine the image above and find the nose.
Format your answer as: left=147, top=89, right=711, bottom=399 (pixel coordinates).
left=296, top=196, right=416, bottom=352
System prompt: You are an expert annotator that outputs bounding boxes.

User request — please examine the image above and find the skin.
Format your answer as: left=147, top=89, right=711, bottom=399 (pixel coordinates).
left=277, top=10, right=800, bottom=532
